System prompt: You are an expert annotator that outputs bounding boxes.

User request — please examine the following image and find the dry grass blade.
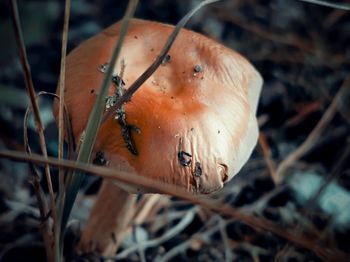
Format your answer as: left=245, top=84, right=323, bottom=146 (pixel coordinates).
left=23, top=108, right=53, bottom=261
left=0, top=150, right=348, bottom=261
left=23, top=110, right=48, bottom=215
left=276, top=77, right=350, bottom=182
left=9, top=1, right=56, bottom=260
left=23, top=91, right=73, bottom=252
left=102, top=0, right=220, bottom=122
left=33, top=90, right=74, bottom=260
left=23, top=91, right=73, bottom=260
left=9, top=0, right=55, bottom=215
left=61, top=0, right=139, bottom=233
left=57, top=0, right=71, bottom=205
left=56, top=0, right=71, bottom=260
left=298, top=0, right=350, bottom=10
left=36, top=91, right=75, bottom=159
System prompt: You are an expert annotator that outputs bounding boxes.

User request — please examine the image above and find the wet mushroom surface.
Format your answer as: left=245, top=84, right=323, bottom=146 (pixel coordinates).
left=56, top=19, right=262, bottom=194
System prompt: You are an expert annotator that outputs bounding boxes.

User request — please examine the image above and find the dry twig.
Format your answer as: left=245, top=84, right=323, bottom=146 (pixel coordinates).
left=133, top=194, right=163, bottom=225
left=113, top=207, right=198, bottom=260
left=157, top=216, right=223, bottom=262
left=0, top=150, right=347, bottom=261
left=258, top=133, right=277, bottom=182
left=298, top=0, right=350, bottom=10
left=216, top=11, right=314, bottom=52
left=276, top=77, right=350, bottom=182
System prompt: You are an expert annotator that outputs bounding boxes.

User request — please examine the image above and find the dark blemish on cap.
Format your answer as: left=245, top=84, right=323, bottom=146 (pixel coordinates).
left=162, top=54, right=171, bottom=65
left=90, top=89, right=95, bottom=94
left=98, top=63, right=109, bottom=73
left=134, top=35, right=138, bottom=39
left=150, top=48, right=154, bottom=52
left=194, top=64, right=202, bottom=73
left=112, top=75, right=126, bottom=87
left=170, top=96, right=174, bottom=99
left=93, top=151, right=108, bottom=166
left=191, top=128, right=194, bottom=131
left=218, top=130, right=220, bottom=134
left=194, top=162, right=202, bottom=177
left=178, top=151, right=192, bottom=167
left=105, top=96, right=117, bottom=109
left=120, top=122, right=139, bottom=156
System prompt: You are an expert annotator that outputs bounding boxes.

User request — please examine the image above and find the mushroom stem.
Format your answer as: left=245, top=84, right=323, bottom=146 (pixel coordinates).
left=79, top=179, right=137, bottom=256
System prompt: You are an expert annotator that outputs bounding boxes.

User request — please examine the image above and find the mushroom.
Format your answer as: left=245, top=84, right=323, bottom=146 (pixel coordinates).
left=53, top=19, right=262, bottom=255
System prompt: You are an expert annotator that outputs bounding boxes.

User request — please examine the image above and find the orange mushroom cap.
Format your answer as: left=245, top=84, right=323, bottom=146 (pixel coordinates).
left=54, top=19, right=262, bottom=194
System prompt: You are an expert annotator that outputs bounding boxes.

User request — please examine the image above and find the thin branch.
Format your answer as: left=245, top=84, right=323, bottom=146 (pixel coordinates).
left=276, top=77, right=350, bottom=182
left=218, top=216, right=233, bottom=262
left=133, top=194, right=162, bottom=225
left=258, top=133, right=277, bottom=183
left=0, top=149, right=347, bottom=261
left=297, top=0, right=350, bottom=10
left=113, top=207, right=198, bottom=260
left=216, top=11, right=314, bottom=53
left=157, top=217, right=222, bottom=262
